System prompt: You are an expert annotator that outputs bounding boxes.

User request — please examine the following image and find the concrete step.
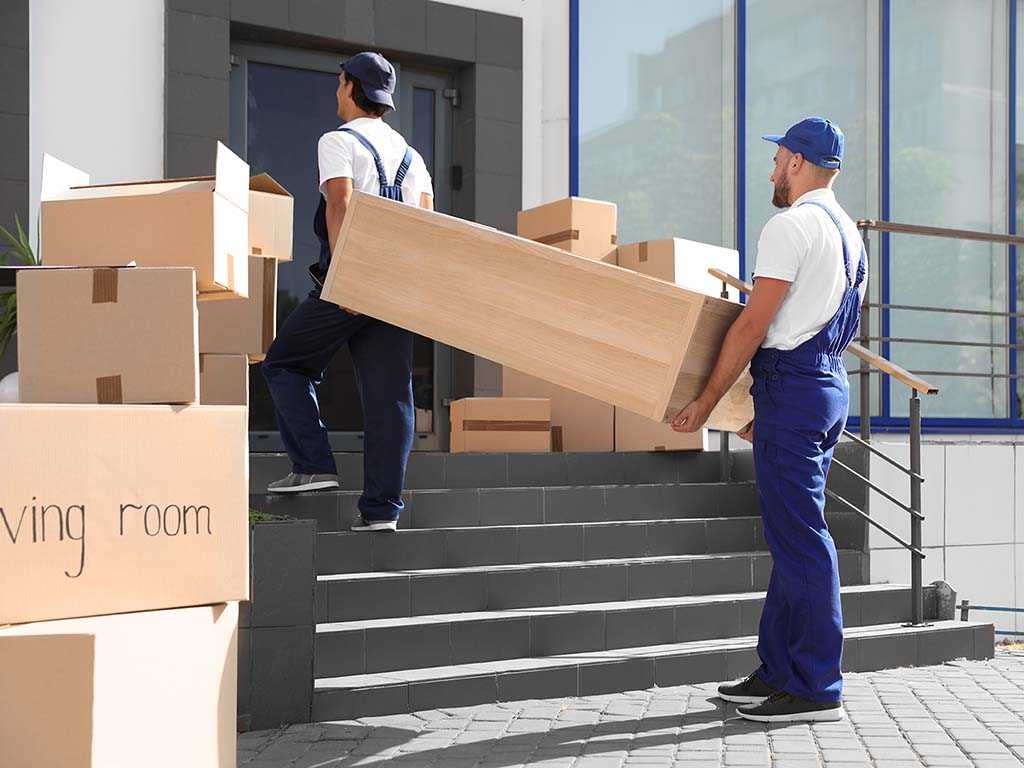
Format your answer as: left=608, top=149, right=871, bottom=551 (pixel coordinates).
left=251, top=481, right=760, bottom=532
left=250, top=450, right=738, bottom=494
left=316, top=550, right=870, bottom=622
left=314, top=514, right=866, bottom=575
left=312, top=620, right=995, bottom=720
left=314, top=584, right=938, bottom=678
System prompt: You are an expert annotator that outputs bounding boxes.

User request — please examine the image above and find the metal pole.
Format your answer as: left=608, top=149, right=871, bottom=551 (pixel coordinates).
left=860, top=227, right=872, bottom=443
left=909, top=390, right=924, bottom=625
left=720, top=280, right=732, bottom=482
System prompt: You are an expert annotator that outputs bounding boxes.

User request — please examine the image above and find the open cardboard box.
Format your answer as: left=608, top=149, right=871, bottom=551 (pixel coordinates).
left=40, top=145, right=249, bottom=300
left=249, top=173, right=293, bottom=261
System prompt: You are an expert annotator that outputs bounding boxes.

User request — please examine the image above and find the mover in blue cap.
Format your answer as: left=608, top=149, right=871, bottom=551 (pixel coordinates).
left=261, top=52, right=434, bottom=533
left=673, top=117, right=866, bottom=723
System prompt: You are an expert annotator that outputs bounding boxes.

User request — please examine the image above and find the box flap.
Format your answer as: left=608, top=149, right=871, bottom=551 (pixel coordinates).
left=250, top=172, right=292, bottom=198
left=215, top=142, right=250, bottom=213
left=40, top=154, right=90, bottom=202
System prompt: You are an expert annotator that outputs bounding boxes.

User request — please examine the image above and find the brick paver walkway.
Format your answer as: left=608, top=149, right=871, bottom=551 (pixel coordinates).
left=238, top=651, right=1024, bottom=768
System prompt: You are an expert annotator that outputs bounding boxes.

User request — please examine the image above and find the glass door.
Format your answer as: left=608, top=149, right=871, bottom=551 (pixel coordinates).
left=230, top=44, right=455, bottom=451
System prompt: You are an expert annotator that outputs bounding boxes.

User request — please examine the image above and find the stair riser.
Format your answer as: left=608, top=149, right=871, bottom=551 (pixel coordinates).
left=315, top=587, right=935, bottom=678
left=250, top=450, right=732, bottom=494
left=312, top=623, right=993, bottom=721
left=250, top=483, right=759, bottom=532
left=318, top=551, right=868, bottom=623
left=314, top=514, right=866, bottom=575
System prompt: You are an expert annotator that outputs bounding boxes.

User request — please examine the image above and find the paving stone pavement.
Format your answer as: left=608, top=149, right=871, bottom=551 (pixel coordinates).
left=238, top=651, right=1024, bottom=768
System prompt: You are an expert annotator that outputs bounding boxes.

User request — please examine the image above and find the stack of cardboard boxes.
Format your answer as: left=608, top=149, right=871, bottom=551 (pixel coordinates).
left=0, top=143, right=292, bottom=768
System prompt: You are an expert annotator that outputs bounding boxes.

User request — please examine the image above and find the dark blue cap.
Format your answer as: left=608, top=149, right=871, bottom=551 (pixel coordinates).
left=340, top=52, right=396, bottom=110
left=762, top=117, right=844, bottom=169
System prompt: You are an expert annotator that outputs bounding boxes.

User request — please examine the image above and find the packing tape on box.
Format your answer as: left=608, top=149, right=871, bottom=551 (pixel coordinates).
left=639, top=242, right=648, bottom=263
left=463, top=419, right=552, bottom=432
left=199, top=355, right=205, bottom=374
left=534, top=229, right=580, bottom=247
left=251, top=246, right=263, bottom=255
left=91, top=269, right=119, bottom=304
left=262, top=257, right=276, bottom=351
left=551, top=425, right=564, bottom=452
left=96, top=375, right=123, bottom=404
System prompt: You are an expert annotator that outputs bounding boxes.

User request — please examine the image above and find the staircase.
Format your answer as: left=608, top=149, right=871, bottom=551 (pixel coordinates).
left=249, top=445, right=994, bottom=722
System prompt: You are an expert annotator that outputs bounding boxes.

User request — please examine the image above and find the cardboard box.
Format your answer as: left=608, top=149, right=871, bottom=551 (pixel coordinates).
left=199, top=254, right=277, bottom=360
left=450, top=397, right=551, bottom=453
left=0, top=602, right=237, bottom=768
left=616, top=238, right=741, bottom=300
left=0, top=404, right=249, bottom=625
left=200, top=354, right=249, bottom=407
left=502, top=367, right=614, bottom=452
left=323, top=191, right=753, bottom=431
left=615, top=407, right=708, bottom=452
left=17, top=267, right=199, bottom=405
left=249, top=173, right=293, bottom=261
left=518, top=197, right=617, bottom=263
left=40, top=145, right=250, bottom=299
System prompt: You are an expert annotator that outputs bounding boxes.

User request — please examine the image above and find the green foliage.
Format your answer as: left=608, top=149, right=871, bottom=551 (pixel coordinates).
left=249, top=508, right=294, bottom=525
left=0, top=214, right=39, bottom=360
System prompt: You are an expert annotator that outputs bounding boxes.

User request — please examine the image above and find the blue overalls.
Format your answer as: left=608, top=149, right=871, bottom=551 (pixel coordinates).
left=262, top=127, right=416, bottom=523
left=750, top=201, right=867, bottom=703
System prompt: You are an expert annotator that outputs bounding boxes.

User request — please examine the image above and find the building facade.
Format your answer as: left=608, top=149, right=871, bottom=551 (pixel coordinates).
left=2, top=0, right=1023, bottom=631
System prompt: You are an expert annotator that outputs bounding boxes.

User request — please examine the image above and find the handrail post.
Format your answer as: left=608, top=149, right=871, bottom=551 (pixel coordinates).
left=720, top=279, right=732, bottom=482
left=909, top=390, right=924, bottom=626
left=859, top=225, right=871, bottom=443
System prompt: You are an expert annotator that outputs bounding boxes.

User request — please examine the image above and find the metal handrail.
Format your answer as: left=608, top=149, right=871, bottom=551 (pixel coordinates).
left=706, top=268, right=940, bottom=396
left=856, top=218, right=1024, bottom=247
left=957, top=601, right=1024, bottom=637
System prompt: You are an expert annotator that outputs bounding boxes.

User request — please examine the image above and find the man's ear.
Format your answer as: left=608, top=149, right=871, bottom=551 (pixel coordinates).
left=790, top=152, right=804, bottom=173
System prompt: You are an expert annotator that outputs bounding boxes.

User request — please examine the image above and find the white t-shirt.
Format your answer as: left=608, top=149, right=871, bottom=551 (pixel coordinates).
left=317, top=117, right=433, bottom=204
left=753, top=188, right=868, bottom=351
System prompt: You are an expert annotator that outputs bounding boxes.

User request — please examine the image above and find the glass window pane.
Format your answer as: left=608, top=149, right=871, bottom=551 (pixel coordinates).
left=413, top=87, right=435, bottom=178
left=244, top=61, right=362, bottom=431
left=578, top=0, right=735, bottom=248
left=745, top=0, right=880, bottom=418
left=890, top=0, right=1009, bottom=419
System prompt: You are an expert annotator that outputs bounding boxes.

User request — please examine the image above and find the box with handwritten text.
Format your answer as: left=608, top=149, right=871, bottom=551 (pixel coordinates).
left=0, top=404, right=248, bottom=625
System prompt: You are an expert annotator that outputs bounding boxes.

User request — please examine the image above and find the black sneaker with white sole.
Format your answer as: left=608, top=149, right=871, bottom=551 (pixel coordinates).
left=717, top=672, right=780, bottom=704
left=737, top=691, right=844, bottom=723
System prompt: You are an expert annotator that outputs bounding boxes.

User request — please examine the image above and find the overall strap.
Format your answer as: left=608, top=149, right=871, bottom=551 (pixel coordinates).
left=799, top=200, right=866, bottom=289
left=394, top=147, right=413, bottom=187
left=337, top=127, right=389, bottom=192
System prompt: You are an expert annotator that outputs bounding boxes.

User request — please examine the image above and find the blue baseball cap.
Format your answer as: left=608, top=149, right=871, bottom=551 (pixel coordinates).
left=762, top=117, right=844, bottom=169
left=340, top=52, right=396, bottom=110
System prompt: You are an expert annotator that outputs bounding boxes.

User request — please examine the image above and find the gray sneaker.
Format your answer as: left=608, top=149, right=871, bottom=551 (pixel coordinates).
left=351, top=517, right=398, bottom=532
left=267, top=473, right=340, bottom=494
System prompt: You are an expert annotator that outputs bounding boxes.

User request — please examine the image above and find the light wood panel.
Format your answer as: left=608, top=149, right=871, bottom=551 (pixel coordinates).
left=323, top=192, right=754, bottom=431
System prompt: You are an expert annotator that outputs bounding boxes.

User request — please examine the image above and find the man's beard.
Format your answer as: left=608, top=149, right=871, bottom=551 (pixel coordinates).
left=772, top=171, right=791, bottom=209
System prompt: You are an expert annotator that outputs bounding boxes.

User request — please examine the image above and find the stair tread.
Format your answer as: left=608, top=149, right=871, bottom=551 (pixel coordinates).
left=316, top=583, right=917, bottom=633
left=315, top=620, right=989, bottom=689
left=318, top=513, right=790, bottom=536
left=257, top=481, right=754, bottom=494
left=317, top=549, right=812, bottom=582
